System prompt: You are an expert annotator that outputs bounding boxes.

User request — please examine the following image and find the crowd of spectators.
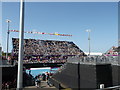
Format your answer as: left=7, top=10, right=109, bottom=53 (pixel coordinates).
left=104, top=46, right=118, bottom=56
left=35, top=72, right=53, bottom=87
left=12, top=38, right=85, bottom=63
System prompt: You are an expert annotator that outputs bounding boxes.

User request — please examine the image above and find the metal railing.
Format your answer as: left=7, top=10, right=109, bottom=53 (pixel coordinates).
left=68, top=56, right=119, bottom=65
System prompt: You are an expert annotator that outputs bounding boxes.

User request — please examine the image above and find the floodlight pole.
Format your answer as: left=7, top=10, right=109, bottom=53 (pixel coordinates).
left=86, top=30, right=91, bottom=56
left=17, top=0, right=24, bottom=89
left=6, top=19, right=11, bottom=59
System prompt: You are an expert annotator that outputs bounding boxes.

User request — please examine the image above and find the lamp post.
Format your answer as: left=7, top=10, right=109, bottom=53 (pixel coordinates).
left=6, top=19, right=11, bottom=59
left=17, top=0, right=24, bottom=89
left=86, top=29, right=91, bottom=56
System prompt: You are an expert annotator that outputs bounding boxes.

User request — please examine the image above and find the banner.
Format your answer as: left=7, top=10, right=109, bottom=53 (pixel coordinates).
left=9, top=30, right=72, bottom=36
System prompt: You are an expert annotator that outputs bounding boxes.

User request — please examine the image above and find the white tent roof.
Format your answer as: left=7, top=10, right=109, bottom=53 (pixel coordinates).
left=85, top=52, right=103, bottom=56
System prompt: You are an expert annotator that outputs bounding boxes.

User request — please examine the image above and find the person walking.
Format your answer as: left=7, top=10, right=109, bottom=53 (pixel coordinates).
left=35, top=77, right=41, bottom=88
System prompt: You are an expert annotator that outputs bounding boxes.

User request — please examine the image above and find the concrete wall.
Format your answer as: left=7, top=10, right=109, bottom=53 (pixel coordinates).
left=52, top=63, right=113, bottom=89
left=80, top=64, right=96, bottom=89
left=52, top=63, right=97, bottom=89
left=96, top=64, right=112, bottom=88
left=53, top=63, right=79, bottom=88
left=112, top=65, right=120, bottom=86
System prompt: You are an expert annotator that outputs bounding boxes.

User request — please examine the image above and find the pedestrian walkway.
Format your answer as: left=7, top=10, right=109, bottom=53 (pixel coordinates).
left=24, top=80, right=57, bottom=89
left=41, top=81, right=55, bottom=88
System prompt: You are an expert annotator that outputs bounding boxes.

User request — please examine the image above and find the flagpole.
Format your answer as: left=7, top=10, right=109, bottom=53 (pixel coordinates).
left=6, top=19, right=11, bottom=59
left=17, top=0, right=24, bottom=89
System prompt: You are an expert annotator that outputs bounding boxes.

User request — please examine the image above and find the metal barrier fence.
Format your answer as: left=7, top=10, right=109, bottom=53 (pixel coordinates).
left=68, top=56, right=119, bottom=65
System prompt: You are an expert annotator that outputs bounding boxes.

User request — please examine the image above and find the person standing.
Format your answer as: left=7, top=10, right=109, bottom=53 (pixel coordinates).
left=35, top=76, right=41, bottom=88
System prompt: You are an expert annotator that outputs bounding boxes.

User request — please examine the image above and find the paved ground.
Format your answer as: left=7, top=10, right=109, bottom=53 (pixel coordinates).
left=40, top=81, right=56, bottom=88
left=24, top=80, right=72, bottom=90
left=24, top=80, right=57, bottom=89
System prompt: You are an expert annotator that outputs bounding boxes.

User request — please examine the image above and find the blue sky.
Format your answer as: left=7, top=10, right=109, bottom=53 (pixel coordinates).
left=1, top=2, right=118, bottom=53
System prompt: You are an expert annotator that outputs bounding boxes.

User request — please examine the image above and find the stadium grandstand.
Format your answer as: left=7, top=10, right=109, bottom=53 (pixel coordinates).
left=103, top=46, right=118, bottom=56
left=12, top=38, right=86, bottom=64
